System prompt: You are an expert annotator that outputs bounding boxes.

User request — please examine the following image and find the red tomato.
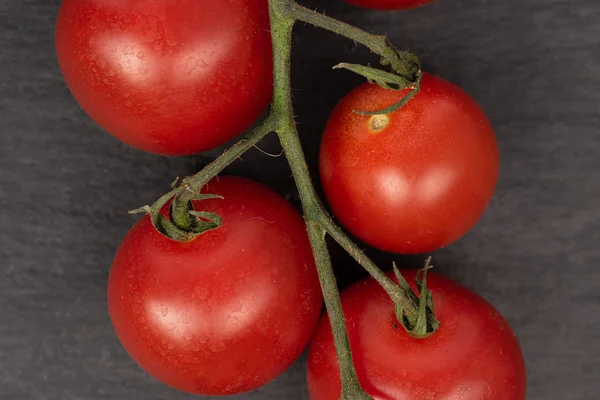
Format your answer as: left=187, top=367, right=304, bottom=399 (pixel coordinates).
left=55, top=0, right=272, bottom=156
left=107, top=177, right=322, bottom=395
left=343, top=0, right=436, bottom=10
left=319, top=73, right=499, bottom=254
left=307, top=270, right=526, bottom=400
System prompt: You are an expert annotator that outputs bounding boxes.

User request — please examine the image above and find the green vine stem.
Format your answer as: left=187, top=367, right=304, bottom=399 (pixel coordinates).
left=131, top=115, right=277, bottom=239
left=283, top=1, right=419, bottom=82
left=133, top=1, right=439, bottom=398
left=269, top=8, right=369, bottom=397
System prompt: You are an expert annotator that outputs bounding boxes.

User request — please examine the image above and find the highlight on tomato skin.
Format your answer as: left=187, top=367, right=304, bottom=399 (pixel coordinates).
left=343, top=0, right=437, bottom=11
left=107, top=176, right=323, bottom=396
left=55, top=0, right=273, bottom=156
left=307, top=269, right=527, bottom=400
left=319, top=72, right=500, bottom=255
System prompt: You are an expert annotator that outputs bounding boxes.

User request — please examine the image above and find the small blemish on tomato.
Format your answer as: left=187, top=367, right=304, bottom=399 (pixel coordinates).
left=368, top=114, right=389, bottom=134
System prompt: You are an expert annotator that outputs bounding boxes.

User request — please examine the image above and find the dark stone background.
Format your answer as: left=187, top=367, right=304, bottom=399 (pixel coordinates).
left=1, top=0, right=599, bottom=399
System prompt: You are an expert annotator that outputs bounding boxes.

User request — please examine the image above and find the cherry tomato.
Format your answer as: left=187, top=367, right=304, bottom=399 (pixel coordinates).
left=319, top=73, right=499, bottom=254
left=107, top=177, right=322, bottom=395
left=307, top=270, right=526, bottom=400
left=343, top=0, right=436, bottom=10
left=55, top=0, right=272, bottom=156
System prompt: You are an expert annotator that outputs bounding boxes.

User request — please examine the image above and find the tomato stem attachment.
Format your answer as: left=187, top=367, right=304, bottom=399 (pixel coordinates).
left=318, top=217, right=438, bottom=338
left=131, top=114, right=277, bottom=241
left=393, top=258, right=440, bottom=338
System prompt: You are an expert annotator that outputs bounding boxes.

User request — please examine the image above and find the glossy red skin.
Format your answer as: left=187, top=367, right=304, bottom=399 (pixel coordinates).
left=55, top=0, right=272, bottom=156
left=344, top=0, right=436, bottom=10
left=307, top=270, right=526, bottom=400
left=107, top=177, right=322, bottom=395
left=319, top=73, right=499, bottom=254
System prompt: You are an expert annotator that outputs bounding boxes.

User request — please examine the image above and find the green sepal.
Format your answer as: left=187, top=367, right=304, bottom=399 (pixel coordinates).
left=413, top=257, right=440, bottom=336
left=392, top=257, right=440, bottom=338
left=129, top=190, right=224, bottom=242
left=333, top=63, right=423, bottom=116
left=188, top=211, right=223, bottom=234
left=333, top=62, right=412, bottom=90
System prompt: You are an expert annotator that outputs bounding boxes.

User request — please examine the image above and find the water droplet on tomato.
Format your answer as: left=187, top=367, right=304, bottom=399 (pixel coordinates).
left=194, top=286, right=210, bottom=300
left=228, top=301, right=243, bottom=312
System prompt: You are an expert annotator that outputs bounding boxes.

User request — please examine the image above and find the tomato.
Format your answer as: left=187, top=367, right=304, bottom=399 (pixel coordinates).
left=319, top=73, right=499, bottom=254
left=55, top=0, right=272, bottom=156
left=343, top=0, right=436, bottom=10
left=307, top=270, right=526, bottom=400
left=107, top=176, right=322, bottom=395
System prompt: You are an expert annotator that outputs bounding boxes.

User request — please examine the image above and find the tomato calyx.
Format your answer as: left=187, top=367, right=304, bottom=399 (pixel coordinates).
left=172, top=193, right=223, bottom=230
left=130, top=189, right=223, bottom=242
left=392, top=257, right=440, bottom=338
left=333, top=63, right=413, bottom=90
left=333, top=64, right=422, bottom=116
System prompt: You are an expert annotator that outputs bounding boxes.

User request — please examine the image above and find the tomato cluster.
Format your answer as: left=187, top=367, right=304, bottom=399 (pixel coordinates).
left=56, top=0, right=526, bottom=398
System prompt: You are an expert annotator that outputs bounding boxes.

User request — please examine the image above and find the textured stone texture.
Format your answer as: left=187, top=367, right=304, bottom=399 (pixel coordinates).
left=1, top=0, right=599, bottom=399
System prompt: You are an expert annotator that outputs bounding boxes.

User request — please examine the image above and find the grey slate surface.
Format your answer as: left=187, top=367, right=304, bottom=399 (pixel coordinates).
left=1, top=0, right=599, bottom=399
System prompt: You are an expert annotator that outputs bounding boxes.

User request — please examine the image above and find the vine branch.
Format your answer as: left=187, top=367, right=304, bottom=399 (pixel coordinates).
left=281, top=0, right=420, bottom=81
left=134, top=1, right=437, bottom=398
left=268, top=4, right=370, bottom=397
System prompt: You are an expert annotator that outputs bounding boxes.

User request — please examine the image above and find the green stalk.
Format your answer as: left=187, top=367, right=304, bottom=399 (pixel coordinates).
left=135, top=1, right=439, bottom=397
left=268, top=4, right=371, bottom=398
left=279, top=0, right=419, bottom=80
left=168, top=115, right=277, bottom=230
